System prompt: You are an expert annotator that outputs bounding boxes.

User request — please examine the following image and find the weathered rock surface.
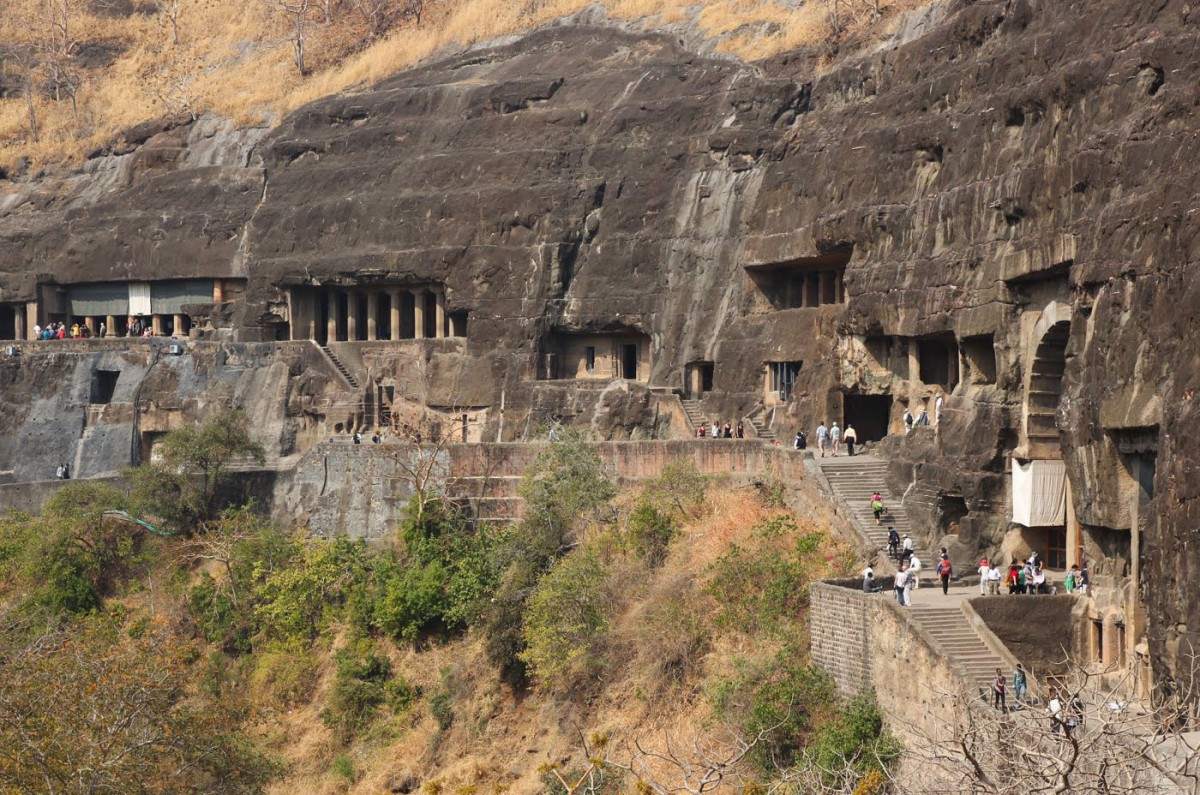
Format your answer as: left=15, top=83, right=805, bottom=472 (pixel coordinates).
left=2, top=1, right=1199, bottom=686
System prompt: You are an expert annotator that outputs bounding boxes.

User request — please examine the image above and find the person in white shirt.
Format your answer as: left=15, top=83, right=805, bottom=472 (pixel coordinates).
left=978, top=558, right=990, bottom=595
left=988, top=563, right=1003, bottom=595
left=1048, top=693, right=1064, bottom=733
left=894, top=566, right=910, bottom=607
left=909, top=555, right=922, bottom=589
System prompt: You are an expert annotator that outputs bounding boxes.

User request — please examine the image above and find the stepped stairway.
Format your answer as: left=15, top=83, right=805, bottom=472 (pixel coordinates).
left=318, top=344, right=360, bottom=389
left=447, top=474, right=524, bottom=526
left=908, top=596, right=1010, bottom=697
left=816, top=454, right=929, bottom=567
left=747, top=412, right=777, bottom=443
left=680, top=399, right=706, bottom=432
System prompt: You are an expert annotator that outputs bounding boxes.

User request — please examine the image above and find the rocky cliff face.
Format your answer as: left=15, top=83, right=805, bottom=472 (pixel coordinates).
left=2, top=0, right=1199, bottom=688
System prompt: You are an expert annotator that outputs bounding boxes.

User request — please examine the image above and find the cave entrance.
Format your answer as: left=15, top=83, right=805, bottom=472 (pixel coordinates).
left=1026, top=320, right=1070, bottom=457
left=622, top=344, right=639, bottom=380
left=843, top=393, right=891, bottom=442
left=90, top=370, right=120, bottom=405
left=0, top=305, right=16, bottom=340
left=685, top=361, right=714, bottom=399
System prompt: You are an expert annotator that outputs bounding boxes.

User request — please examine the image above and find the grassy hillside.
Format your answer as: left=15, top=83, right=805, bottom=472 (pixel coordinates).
left=0, top=0, right=930, bottom=174
left=0, top=414, right=899, bottom=794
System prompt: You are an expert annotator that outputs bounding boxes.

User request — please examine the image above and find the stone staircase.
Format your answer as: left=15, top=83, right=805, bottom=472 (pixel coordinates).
left=318, top=344, right=360, bottom=389
left=816, top=454, right=929, bottom=567
left=680, top=399, right=706, bottom=433
left=448, top=474, right=524, bottom=526
left=746, top=407, right=777, bottom=443
left=909, top=601, right=1009, bottom=696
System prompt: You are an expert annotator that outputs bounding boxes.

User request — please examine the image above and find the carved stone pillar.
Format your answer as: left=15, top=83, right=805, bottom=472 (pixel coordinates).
left=412, top=289, right=426, bottom=340
left=326, top=292, right=338, bottom=343
left=389, top=290, right=401, bottom=341
left=434, top=288, right=446, bottom=338
left=366, top=291, right=378, bottom=341
left=347, top=292, right=359, bottom=341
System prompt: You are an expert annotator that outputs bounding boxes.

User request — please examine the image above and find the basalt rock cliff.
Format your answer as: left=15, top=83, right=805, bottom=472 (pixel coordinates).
left=1, top=0, right=1199, bottom=690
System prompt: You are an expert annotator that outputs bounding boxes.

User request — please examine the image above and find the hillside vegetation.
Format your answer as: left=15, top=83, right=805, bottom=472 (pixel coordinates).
left=0, top=413, right=899, bottom=794
left=0, top=0, right=930, bottom=174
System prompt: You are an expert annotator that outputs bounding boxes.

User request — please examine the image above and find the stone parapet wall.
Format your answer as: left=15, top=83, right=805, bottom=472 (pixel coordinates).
left=448, top=440, right=805, bottom=482
left=810, top=579, right=874, bottom=695
left=811, top=580, right=967, bottom=737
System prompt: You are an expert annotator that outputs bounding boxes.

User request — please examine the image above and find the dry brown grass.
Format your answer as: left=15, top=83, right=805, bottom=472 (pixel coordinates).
left=0, top=0, right=932, bottom=173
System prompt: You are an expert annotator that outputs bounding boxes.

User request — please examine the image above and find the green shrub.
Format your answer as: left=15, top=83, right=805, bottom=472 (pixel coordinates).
left=429, top=688, right=454, bottom=732
left=710, top=648, right=837, bottom=772
left=639, top=459, right=708, bottom=520
left=482, top=435, right=615, bottom=684
left=0, top=483, right=142, bottom=615
left=803, top=692, right=902, bottom=788
left=253, top=535, right=369, bottom=645
left=251, top=647, right=319, bottom=707
left=519, top=547, right=611, bottom=689
left=321, top=640, right=414, bottom=743
left=332, top=754, right=355, bottom=782
left=705, top=516, right=827, bottom=636
left=626, top=501, right=677, bottom=567
left=362, top=498, right=502, bottom=643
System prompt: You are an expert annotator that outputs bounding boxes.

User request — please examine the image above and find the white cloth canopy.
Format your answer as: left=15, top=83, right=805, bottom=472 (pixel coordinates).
left=1012, top=458, right=1067, bottom=526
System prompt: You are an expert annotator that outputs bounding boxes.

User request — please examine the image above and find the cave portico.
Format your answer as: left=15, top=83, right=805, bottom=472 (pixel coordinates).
left=287, top=283, right=463, bottom=344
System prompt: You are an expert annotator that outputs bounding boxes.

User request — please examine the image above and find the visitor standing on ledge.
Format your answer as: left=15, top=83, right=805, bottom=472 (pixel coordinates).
left=978, top=558, right=990, bottom=596
left=736, top=421, right=744, bottom=439
left=844, top=423, right=857, bottom=456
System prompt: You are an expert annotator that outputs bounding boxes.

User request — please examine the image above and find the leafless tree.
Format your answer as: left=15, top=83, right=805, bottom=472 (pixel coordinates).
left=263, top=0, right=312, bottom=75
left=893, top=656, right=1200, bottom=794
left=152, top=0, right=183, bottom=46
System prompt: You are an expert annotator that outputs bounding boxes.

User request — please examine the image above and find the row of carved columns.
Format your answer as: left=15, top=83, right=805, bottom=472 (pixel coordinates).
left=312, top=286, right=449, bottom=343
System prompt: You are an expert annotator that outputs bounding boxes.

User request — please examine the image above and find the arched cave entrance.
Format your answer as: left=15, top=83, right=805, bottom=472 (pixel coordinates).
left=1026, top=320, right=1070, bottom=457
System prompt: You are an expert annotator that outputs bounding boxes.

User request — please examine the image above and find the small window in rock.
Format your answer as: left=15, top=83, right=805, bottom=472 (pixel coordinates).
left=90, top=370, right=120, bottom=404
left=449, top=311, right=469, bottom=338
left=961, top=334, right=996, bottom=384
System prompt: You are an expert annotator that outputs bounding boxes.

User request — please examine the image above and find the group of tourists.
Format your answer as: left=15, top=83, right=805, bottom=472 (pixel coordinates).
left=32, top=322, right=96, bottom=340
left=991, top=667, right=1085, bottom=730
left=811, top=421, right=858, bottom=456
left=695, top=420, right=744, bottom=439
left=901, top=393, right=943, bottom=432
left=976, top=554, right=1089, bottom=596
left=990, top=663, right=1029, bottom=711
left=31, top=316, right=165, bottom=341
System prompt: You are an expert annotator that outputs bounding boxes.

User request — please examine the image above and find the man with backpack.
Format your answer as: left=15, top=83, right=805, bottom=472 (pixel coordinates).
left=936, top=556, right=953, bottom=595
left=887, top=526, right=900, bottom=559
